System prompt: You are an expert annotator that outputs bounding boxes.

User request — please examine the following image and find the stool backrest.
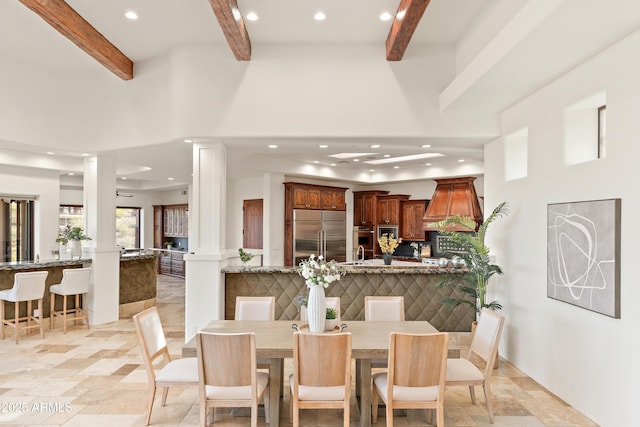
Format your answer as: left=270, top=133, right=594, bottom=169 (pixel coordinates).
left=58, top=268, right=92, bottom=294
left=13, top=271, right=48, bottom=301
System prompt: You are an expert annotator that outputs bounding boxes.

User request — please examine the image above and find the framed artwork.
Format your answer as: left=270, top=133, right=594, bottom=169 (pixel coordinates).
left=547, top=199, right=621, bottom=318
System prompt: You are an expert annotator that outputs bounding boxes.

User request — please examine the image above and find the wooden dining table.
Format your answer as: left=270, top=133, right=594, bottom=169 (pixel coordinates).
left=182, top=320, right=439, bottom=427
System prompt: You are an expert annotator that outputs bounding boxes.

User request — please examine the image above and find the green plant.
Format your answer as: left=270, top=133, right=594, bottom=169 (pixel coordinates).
left=325, top=307, right=337, bottom=320
left=431, top=201, right=509, bottom=313
left=59, top=225, right=91, bottom=242
left=238, top=248, right=253, bottom=263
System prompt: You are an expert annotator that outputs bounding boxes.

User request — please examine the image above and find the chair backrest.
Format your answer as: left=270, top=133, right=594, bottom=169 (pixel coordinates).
left=389, top=332, right=448, bottom=390
left=469, top=308, right=505, bottom=375
left=133, top=307, right=169, bottom=380
left=300, top=297, right=341, bottom=322
left=235, top=296, right=275, bottom=320
left=364, top=296, right=405, bottom=321
left=197, top=332, right=255, bottom=388
left=13, top=271, right=48, bottom=301
left=58, top=268, right=92, bottom=294
left=292, top=332, right=351, bottom=387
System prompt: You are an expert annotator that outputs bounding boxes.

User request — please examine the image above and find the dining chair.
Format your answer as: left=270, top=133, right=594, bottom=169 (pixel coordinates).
left=234, top=296, right=275, bottom=321
left=299, top=296, right=341, bottom=322
left=197, top=331, right=270, bottom=427
left=133, top=306, right=198, bottom=426
left=0, top=271, right=48, bottom=344
left=372, top=332, right=449, bottom=427
left=446, top=308, right=505, bottom=423
left=49, top=267, right=92, bottom=333
left=290, top=331, right=352, bottom=427
left=364, top=296, right=405, bottom=321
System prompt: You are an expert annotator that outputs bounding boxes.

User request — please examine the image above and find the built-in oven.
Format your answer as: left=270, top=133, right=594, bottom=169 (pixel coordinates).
left=377, top=225, right=399, bottom=240
left=353, top=226, right=374, bottom=260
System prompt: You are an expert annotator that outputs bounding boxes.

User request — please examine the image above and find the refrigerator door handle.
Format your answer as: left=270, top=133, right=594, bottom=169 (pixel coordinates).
left=323, top=230, right=327, bottom=258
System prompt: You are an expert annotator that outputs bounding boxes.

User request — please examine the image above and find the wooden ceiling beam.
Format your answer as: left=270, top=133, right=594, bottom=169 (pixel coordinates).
left=386, top=0, right=432, bottom=61
left=208, top=0, right=251, bottom=61
left=19, top=0, right=133, bottom=80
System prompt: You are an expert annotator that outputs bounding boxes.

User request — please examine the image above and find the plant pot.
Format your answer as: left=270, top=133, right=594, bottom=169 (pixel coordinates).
left=325, top=318, right=339, bottom=331
left=383, top=253, right=392, bottom=265
left=69, top=240, right=82, bottom=259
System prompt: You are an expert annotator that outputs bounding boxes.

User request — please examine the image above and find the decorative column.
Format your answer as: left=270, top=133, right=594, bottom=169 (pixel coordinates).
left=83, top=154, right=120, bottom=325
left=184, top=142, right=228, bottom=341
left=262, top=172, right=285, bottom=266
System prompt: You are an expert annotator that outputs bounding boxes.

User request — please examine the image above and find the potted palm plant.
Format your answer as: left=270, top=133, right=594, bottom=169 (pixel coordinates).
left=431, top=201, right=509, bottom=315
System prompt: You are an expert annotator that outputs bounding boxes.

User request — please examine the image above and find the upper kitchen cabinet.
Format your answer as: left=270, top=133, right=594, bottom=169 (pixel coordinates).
left=163, top=204, right=189, bottom=237
left=292, top=185, right=321, bottom=210
left=285, top=182, right=348, bottom=211
left=377, top=195, right=410, bottom=225
left=400, top=199, right=428, bottom=241
left=353, top=190, right=388, bottom=226
left=321, top=188, right=346, bottom=211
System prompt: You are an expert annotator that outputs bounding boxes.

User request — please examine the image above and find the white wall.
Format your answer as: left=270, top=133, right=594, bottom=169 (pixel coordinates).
left=0, top=166, right=60, bottom=261
left=484, top=28, right=640, bottom=427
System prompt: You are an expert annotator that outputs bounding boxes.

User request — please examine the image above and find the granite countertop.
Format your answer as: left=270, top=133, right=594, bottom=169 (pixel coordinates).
left=148, top=248, right=189, bottom=254
left=223, top=260, right=466, bottom=275
left=0, top=258, right=92, bottom=271
left=120, top=253, right=157, bottom=262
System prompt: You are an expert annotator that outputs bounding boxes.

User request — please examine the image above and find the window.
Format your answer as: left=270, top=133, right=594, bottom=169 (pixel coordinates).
left=598, top=105, right=606, bottom=158
left=116, top=208, right=141, bottom=248
left=59, top=205, right=141, bottom=249
left=2, top=198, right=35, bottom=262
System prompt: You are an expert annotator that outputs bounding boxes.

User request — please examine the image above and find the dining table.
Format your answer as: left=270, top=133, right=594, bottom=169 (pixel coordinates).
left=182, top=319, right=439, bottom=427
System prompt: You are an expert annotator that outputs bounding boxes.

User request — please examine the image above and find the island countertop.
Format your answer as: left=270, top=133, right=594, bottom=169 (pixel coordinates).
left=0, top=258, right=92, bottom=271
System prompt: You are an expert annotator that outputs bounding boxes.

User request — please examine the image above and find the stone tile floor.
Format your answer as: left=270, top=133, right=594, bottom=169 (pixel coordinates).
left=0, top=275, right=598, bottom=426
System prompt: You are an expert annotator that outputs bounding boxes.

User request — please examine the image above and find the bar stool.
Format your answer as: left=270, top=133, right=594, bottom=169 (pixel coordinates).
left=0, top=271, right=48, bottom=344
left=50, top=267, right=92, bottom=333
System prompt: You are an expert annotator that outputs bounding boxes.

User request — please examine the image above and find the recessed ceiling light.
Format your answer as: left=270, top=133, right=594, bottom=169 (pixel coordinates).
left=313, top=161, right=320, bottom=164
left=425, top=163, right=432, bottom=166
left=81, top=153, right=90, bottom=157
left=421, top=144, right=431, bottom=148
left=121, top=177, right=128, bottom=180
left=67, top=173, right=74, bottom=176
left=379, top=12, right=392, bottom=21
left=246, top=12, right=258, bottom=21
left=330, top=163, right=336, bottom=167
left=353, top=159, right=359, bottom=162
left=124, top=10, right=138, bottom=20
left=314, top=12, right=326, bottom=21
left=394, top=166, right=400, bottom=169
left=46, top=152, right=55, bottom=155
left=370, top=144, right=381, bottom=148
left=369, top=169, right=375, bottom=172
left=184, top=139, right=193, bottom=143
left=168, top=177, right=175, bottom=181
left=396, top=10, right=406, bottom=20
left=458, top=159, right=465, bottom=162
left=268, top=145, right=278, bottom=149
left=319, top=144, right=328, bottom=148
left=384, top=154, right=391, bottom=158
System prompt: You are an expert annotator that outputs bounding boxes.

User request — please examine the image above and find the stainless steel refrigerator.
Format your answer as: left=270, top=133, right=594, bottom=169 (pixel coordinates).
left=293, top=210, right=347, bottom=265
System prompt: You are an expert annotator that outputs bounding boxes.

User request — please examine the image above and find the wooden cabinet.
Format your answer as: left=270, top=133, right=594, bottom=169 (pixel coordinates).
left=401, top=200, right=428, bottom=240
left=321, top=188, right=346, bottom=210
left=159, top=251, right=185, bottom=278
left=353, top=191, right=388, bottom=226
left=377, top=195, right=409, bottom=225
left=153, top=206, right=163, bottom=248
left=293, top=186, right=321, bottom=209
left=163, top=205, right=188, bottom=237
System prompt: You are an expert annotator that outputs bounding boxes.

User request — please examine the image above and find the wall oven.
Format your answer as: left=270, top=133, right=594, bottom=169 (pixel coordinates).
left=353, top=226, right=374, bottom=260
left=377, top=225, right=399, bottom=240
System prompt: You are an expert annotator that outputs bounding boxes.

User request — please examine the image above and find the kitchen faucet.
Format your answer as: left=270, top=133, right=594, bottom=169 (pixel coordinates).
left=356, top=245, right=365, bottom=264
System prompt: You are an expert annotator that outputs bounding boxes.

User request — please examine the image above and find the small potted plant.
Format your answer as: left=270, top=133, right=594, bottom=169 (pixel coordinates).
left=238, top=248, right=253, bottom=265
left=378, top=233, right=402, bottom=265
left=59, top=225, right=91, bottom=259
left=325, top=307, right=338, bottom=331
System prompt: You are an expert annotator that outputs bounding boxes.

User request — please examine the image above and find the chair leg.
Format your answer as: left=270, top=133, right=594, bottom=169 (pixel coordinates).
left=469, top=385, right=476, bottom=404
left=343, top=396, right=350, bottom=427
left=371, top=387, right=379, bottom=423
left=292, top=398, right=299, bottom=427
left=427, top=408, right=433, bottom=424
left=437, top=401, right=445, bottom=427
left=15, top=301, right=19, bottom=344
left=27, top=300, right=32, bottom=332
left=251, top=402, right=258, bottom=427
left=38, top=298, right=44, bottom=339
left=386, top=400, right=394, bottom=427
left=483, top=381, right=495, bottom=423
left=144, top=385, right=157, bottom=426
left=50, top=293, right=55, bottom=330
left=62, top=294, right=68, bottom=333
left=263, top=384, right=270, bottom=424
left=161, top=386, right=169, bottom=406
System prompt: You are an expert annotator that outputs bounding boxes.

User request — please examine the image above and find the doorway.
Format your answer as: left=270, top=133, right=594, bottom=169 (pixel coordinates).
left=243, top=199, right=263, bottom=249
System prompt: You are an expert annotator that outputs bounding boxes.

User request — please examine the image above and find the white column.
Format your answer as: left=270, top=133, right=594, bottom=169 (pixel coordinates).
left=262, top=173, right=285, bottom=266
left=184, top=142, right=229, bottom=341
left=83, top=154, right=120, bottom=325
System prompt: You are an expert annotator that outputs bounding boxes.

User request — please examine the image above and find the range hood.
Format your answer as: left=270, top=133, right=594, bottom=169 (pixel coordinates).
left=422, top=177, right=483, bottom=231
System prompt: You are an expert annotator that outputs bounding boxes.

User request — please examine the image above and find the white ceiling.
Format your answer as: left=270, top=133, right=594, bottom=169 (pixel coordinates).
left=2, top=0, right=640, bottom=190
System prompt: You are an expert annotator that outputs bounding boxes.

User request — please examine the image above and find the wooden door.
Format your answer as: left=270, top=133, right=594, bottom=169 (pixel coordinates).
left=153, top=206, right=163, bottom=248
left=243, top=199, right=263, bottom=249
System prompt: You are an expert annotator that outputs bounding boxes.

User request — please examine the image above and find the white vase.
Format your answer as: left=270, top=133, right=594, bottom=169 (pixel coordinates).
left=59, top=243, right=69, bottom=260
left=69, top=240, right=82, bottom=259
left=307, top=285, right=326, bottom=333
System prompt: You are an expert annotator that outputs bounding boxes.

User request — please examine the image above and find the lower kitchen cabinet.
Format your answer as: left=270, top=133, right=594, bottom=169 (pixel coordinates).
left=158, top=251, right=185, bottom=278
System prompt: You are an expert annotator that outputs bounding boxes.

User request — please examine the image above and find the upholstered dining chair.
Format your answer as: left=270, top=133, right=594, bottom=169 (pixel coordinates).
left=290, top=331, right=352, bottom=427
left=364, top=296, right=405, bottom=321
left=133, top=306, right=198, bottom=426
left=49, top=267, right=92, bottom=333
left=197, top=331, right=270, bottom=427
left=446, top=308, right=505, bottom=423
left=372, top=332, right=449, bottom=427
left=0, top=270, right=48, bottom=344
left=234, top=296, right=275, bottom=321
left=299, top=296, right=341, bottom=322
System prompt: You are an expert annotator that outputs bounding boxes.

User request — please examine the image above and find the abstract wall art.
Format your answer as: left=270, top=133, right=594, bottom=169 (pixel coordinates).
left=547, top=199, right=621, bottom=318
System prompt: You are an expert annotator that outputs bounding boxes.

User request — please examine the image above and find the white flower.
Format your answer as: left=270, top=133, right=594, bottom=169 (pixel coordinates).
left=297, top=254, right=346, bottom=289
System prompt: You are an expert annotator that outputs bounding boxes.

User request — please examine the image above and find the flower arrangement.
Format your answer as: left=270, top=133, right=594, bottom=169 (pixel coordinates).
left=238, top=248, right=253, bottom=263
left=57, top=225, right=91, bottom=244
left=378, top=233, right=401, bottom=254
left=297, top=254, right=345, bottom=288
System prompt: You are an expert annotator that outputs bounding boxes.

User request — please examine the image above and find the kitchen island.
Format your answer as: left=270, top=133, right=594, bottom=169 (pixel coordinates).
left=223, top=260, right=475, bottom=332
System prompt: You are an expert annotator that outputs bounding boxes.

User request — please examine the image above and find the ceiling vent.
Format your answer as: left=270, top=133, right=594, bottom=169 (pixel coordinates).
left=422, top=177, right=483, bottom=231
